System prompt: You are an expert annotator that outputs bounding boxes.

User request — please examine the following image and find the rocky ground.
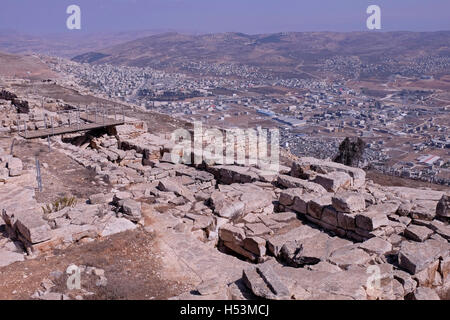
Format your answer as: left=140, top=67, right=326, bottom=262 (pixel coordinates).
left=0, top=84, right=449, bottom=300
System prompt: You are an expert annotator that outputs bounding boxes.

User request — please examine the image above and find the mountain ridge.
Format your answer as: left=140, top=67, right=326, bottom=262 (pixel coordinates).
left=70, top=31, right=450, bottom=79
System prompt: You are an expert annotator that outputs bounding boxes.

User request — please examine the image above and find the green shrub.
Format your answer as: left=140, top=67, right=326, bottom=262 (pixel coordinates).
left=42, top=196, right=77, bottom=214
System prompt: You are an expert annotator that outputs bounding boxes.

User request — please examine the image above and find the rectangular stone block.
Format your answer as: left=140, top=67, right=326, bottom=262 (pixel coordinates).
left=219, top=224, right=246, bottom=245
left=279, top=188, right=303, bottom=206
left=15, top=213, right=51, bottom=244
left=398, top=240, right=449, bottom=274
left=355, top=211, right=389, bottom=231
left=332, top=192, right=365, bottom=213
left=321, top=206, right=338, bottom=227
left=337, top=211, right=356, bottom=231
left=243, top=237, right=267, bottom=257
left=291, top=193, right=316, bottom=214
left=307, top=195, right=332, bottom=219
left=313, top=171, right=351, bottom=193
left=223, top=241, right=256, bottom=261
left=277, top=175, right=327, bottom=194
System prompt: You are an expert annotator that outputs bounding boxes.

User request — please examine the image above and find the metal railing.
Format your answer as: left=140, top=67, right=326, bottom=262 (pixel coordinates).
left=16, top=104, right=126, bottom=139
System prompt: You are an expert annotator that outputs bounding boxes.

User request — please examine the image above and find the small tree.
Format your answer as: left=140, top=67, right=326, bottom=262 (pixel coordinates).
left=334, top=137, right=366, bottom=167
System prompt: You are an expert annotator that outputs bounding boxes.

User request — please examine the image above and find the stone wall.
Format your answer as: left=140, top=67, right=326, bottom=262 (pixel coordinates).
left=1, top=115, right=448, bottom=300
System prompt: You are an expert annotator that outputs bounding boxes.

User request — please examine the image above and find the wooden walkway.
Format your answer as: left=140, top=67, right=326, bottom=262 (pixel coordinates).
left=19, top=114, right=124, bottom=139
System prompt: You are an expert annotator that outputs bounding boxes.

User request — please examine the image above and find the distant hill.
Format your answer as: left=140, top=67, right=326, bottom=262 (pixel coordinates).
left=0, top=30, right=166, bottom=58
left=0, top=51, right=58, bottom=80
left=1, top=30, right=449, bottom=79
left=71, top=31, right=450, bottom=79
left=72, top=52, right=110, bottom=63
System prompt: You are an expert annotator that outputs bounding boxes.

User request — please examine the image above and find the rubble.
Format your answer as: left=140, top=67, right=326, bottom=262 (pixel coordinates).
left=0, top=110, right=448, bottom=301
left=121, top=199, right=142, bottom=222
left=410, top=287, right=441, bottom=300
left=30, top=265, right=107, bottom=300
left=242, top=264, right=291, bottom=300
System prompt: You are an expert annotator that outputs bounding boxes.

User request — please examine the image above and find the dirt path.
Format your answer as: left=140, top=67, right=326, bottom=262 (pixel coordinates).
left=366, top=170, right=450, bottom=192
left=0, top=229, right=191, bottom=300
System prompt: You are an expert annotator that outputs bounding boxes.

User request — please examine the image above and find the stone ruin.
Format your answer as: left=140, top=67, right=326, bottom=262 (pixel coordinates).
left=0, top=109, right=449, bottom=300
left=0, top=89, right=30, bottom=114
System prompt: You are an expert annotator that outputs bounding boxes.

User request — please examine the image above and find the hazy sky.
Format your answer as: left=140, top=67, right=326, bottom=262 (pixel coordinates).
left=1, top=0, right=449, bottom=34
